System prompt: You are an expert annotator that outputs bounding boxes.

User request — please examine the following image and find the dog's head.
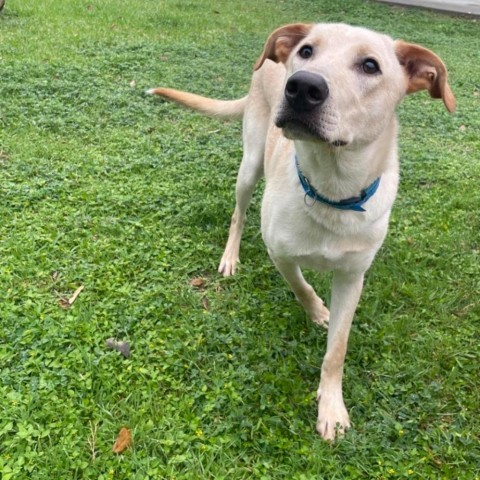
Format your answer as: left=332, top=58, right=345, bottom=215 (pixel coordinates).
left=255, top=23, right=455, bottom=147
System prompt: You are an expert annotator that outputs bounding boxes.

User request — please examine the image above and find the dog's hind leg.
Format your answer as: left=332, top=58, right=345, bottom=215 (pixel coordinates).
left=218, top=108, right=267, bottom=277
left=218, top=147, right=263, bottom=276
left=269, top=255, right=330, bottom=327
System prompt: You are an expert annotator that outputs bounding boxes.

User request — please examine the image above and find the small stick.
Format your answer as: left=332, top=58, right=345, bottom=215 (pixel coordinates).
left=68, top=285, right=84, bottom=305
left=59, top=285, right=85, bottom=309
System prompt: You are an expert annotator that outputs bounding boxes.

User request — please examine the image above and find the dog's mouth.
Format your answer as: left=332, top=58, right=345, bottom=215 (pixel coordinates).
left=275, top=115, right=347, bottom=147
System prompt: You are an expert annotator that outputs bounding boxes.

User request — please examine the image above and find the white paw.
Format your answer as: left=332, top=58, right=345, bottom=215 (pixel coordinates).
left=301, top=295, right=329, bottom=329
left=311, top=302, right=329, bottom=329
left=316, top=388, right=350, bottom=441
left=218, top=254, right=238, bottom=277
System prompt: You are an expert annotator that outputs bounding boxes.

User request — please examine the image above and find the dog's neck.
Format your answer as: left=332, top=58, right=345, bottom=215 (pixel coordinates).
left=293, top=122, right=398, bottom=202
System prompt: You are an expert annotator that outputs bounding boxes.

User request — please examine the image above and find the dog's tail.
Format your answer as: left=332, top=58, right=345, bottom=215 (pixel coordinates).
left=147, top=87, right=247, bottom=120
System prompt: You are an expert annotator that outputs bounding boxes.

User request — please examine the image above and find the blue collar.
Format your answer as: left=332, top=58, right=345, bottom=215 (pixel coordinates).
left=295, top=156, right=381, bottom=212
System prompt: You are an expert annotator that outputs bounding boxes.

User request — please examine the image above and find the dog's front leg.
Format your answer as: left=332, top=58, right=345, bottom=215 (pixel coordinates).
left=316, top=270, right=364, bottom=440
left=269, top=254, right=330, bottom=327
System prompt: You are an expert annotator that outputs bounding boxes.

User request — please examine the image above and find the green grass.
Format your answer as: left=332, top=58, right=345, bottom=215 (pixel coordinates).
left=0, top=0, right=479, bottom=478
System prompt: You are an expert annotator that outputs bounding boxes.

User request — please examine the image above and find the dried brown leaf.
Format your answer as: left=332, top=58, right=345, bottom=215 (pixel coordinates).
left=190, top=277, right=206, bottom=289
left=112, top=427, right=132, bottom=454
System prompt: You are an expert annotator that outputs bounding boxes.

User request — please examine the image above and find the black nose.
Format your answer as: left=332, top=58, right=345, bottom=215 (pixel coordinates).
left=284, top=71, right=329, bottom=112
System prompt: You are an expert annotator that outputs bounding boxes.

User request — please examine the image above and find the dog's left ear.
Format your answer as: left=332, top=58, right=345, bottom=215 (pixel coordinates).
left=254, top=23, right=313, bottom=71
left=395, top=41, right=455, bottom=112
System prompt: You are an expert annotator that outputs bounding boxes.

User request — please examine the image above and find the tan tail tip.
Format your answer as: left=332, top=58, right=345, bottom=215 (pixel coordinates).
left=146, top=88, right=159, bottom=95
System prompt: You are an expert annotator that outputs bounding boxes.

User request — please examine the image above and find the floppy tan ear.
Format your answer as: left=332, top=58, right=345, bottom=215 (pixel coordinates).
left=395, top=40, right=456, bottom=112
left=254, top=23, right=313, bottom=71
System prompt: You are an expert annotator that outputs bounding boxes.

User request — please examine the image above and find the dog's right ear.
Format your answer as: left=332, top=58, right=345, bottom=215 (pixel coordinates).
left=254, top=23, right=313, bottom=71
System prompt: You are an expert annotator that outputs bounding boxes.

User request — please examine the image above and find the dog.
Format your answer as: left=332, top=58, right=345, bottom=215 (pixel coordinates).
left=148, top=23, right=455, bottom=440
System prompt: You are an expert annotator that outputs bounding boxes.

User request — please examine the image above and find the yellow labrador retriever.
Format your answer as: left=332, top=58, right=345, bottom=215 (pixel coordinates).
left=148, top=23, right=455, bottom=440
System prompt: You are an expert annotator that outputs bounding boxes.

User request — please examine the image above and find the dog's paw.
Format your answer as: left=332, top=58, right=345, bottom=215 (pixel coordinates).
left=218, top=255, right=239, bottom=277
left=316, top=389, right=350, bottom=441
left=304, top=296, right=329, bottom=329
left=311, top=302, right=329, bottom=329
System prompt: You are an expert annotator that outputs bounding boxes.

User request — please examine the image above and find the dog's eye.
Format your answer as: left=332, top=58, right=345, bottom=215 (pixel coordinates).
left=362, top=58, right=381, bottom=74
left=298, top=45, right=313, bottom=59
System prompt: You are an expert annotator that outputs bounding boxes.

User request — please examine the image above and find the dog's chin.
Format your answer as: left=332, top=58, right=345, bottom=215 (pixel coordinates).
left=276, top=117, right=347, bottom=147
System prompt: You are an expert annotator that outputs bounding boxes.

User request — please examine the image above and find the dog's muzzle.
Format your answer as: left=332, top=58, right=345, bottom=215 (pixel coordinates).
left=284, top=71, right=329, bottom=112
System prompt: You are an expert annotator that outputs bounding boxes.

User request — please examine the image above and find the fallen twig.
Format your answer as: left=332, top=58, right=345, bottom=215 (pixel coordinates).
left=59, top=285, right=84, bottom=309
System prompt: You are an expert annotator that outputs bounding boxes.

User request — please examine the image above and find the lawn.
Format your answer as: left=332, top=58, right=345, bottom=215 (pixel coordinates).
left=0, top=0, right=479, bottom=478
